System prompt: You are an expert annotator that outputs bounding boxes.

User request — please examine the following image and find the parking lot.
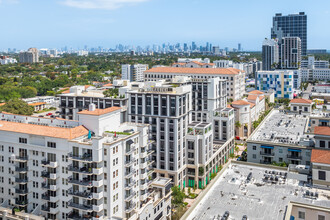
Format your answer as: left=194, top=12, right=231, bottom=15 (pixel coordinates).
left=33, top=108, right=60, bottom=119
left=186, top=163, right=330, bottom=220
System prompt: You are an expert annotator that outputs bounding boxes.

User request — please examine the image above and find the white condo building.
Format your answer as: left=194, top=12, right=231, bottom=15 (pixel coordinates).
left=122, top=64, right=149, bottom=82
left=144, top=67, right=245, bottom=101
left=0, top=106, right=171, bottom=220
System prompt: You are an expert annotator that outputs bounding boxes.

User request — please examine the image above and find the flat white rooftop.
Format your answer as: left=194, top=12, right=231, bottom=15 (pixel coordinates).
left=249, top=110, right=310, bottom=145
left=186, top=163, right=330, bottom=220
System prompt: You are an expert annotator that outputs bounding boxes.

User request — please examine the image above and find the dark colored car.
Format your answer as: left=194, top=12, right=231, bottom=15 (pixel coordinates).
left=242, top=215, right=248, bottom=220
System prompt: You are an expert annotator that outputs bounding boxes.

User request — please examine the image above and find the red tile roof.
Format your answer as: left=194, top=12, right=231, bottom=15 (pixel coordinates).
left=314, top=126, right=330, bottom=136
left=0, top=120, right=88, bottom=140
left=247, top=95, right=258, bottom=101
left=248, top=90, right=264, bottom=95
left=311, top=149, right=330, bottom=165
left=290, top=98, right=313, bottom=104
left=29, top=102, right=46, bottom=106
left=78, top=107, right=121, bottom=116
left=231, top=100, right=251, bottom=106
left=145, top=67, right=242, bottom=75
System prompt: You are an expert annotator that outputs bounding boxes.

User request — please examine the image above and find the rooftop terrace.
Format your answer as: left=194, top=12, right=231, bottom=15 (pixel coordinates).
left=187, top=163, right=330, bottom=220
left=249, top=110, right=311, bottom=146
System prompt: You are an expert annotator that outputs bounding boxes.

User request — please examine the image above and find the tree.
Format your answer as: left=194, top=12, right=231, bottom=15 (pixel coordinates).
left=235, top=121, right=242, bottom=128
left=171, top=186, right=185, bottom=206
left=0, top=99, right=34, bottom=115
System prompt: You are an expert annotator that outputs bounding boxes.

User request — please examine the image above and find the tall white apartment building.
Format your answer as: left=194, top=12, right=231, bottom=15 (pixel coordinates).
left=126, top=80, right=192, bottom=186
left=0, top=106, right=171, bottom=220
left=256, top=70, right=294, bottom=99
left=262, top=38, right=279, bottom=71
left=122, top=64, right=149, bottom=82
left=125, top=78, right=235, bottom=189
left=280, top=37, right=301, bottom=69
left=144, top=67, right=245, bottom=101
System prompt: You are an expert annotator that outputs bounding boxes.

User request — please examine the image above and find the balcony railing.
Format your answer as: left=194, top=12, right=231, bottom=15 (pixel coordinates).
left=68, top=165, right=93, bottom=174
left=15, top=188, right=28, bottom=194
left=15, top=199, right=28, bottom=206
left=15, top=178, right=28, bottom=183
left=15, top=167, right=28, bottom=172
left=260, top=151, right=275, bottom=156
left=68, top=177, right=93, bottom=187
left=125, top=192, right=136, bottom=201
left=13, top=156, right=28, bottom=162
left=68, top=188, right=92, bottom=199
left=68, top=153, right=93, bottom=162
left=287, top=154, right=302, bottom=160
left=68, top=200, right=93, bottom=211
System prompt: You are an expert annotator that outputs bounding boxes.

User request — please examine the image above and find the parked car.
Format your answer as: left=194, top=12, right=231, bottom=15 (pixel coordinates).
left=222, top=211, right=229, bottom=220
left=55, top=111, right=60, bottom=114
left=46, top=113, right=53, bottom=116
left=38, top=115, right=44, bottom=117
left=242, top=215, right=248, bottom=220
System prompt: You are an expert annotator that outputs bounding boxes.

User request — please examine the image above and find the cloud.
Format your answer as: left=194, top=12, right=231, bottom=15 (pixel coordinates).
left=61, top=0, right=150, bottom=10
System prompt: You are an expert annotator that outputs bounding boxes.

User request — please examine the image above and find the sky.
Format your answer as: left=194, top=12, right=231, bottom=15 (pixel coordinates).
left=1, top=0, right=330, bottom=51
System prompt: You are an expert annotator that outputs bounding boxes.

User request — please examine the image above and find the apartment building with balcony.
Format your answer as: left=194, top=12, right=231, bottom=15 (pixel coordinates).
left=58, top=83, right=128, bottom=121
left=144, top=67, right=245, bottom=101
left=0, top=105, right=170, bottom=220
left=247, top=109, right=314, bottom=166
left=126, top=80, right=192, bottom=187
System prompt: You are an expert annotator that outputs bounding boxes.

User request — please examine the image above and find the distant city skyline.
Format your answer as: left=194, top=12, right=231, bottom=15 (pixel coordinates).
left=1, top=0, right=330, bottom=50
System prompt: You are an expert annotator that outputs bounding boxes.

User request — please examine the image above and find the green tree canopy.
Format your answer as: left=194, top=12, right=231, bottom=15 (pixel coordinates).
left=0, top=99, right=34, bottom=115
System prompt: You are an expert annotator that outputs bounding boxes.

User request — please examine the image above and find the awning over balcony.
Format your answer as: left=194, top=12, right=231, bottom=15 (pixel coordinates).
left=288, top=149, right=301, bottom=152
left=261, top=146, right=274, bottom=149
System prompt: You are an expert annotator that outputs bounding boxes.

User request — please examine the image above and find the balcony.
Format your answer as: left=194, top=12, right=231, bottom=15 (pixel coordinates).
left=260, top=160, right=272, bottom=164
left=140, top=172, right=148, bottom=179
left=125, top=192, right=136, bottom=201
left=15, top=178, right=28, bottom=183
left=15, top=199, right=28, bottom=207
left=68, top=177, right=93, bottom=187
left=93, top=203, right=104, bottom=212
left=41, top=160, right=58, bottom=168
left=15, top=188, right=28, bottom=195
left=92, top=192, right=103, bottom=200
left=139, top=161, right=147, bottom=169
left=140, top=181, right=149, bottom=190
left=13, top=155, right=28, bottom=162
left=125, top=169, right=135, bottom=178
left=68, top=165, right=93, bottom=175
left=41, top=205, right=50, bottom=212
left=287, top=154, right=302, bottom=160
left=140, top=151, right=148, bottom=158
left=41, top=183, right=57, bottom=191
left=125, top=203, right=136, bottom=213
left=140, top=192, right=150, bottom=201
left=41, top=171, right=58, bottom=179
left=68, top=153, right=93, bottom=162
left=15, top=166, right=28, bottom=172
left=260, top=151, right=275, bottom=156
left=125, top=147, right=135, bottom=155
left=68, top=200, right=93, bottom=211
left=92, top=179, right=103, bottom=187
left=125, top=181, right=136, bottom=190
left=125, top=160, right=134, bottom=167
left=68, top=188, right=92, bottom=199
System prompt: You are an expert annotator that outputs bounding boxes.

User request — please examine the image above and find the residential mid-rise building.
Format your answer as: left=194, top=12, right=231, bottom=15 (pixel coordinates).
left=281, top=37, right=302, bottom=69
left=301, top=67, right=330, bottom=82
left=289, top=98, right=313, bottom=114
left=262, top=38, right=279, bottom=71
left=247, top=109, right=314, bottom=166
left=58, top=83, right=129, bottom=121
left=0, top=106, right=170, bottom=220
left=301, top=56, right=329, bottom=69
left=230, top=90, right=266, bottom=137
left=144, top=67, right=245, bottom=101
left=121, top=64, right=148, bottom=82
left=271, top=12, right=307, bottom=56
left=19, top=48, right=39, bottom=63
left=256, top=70, right=294, bottom=99
left=0, top=57, right=17, bottom=65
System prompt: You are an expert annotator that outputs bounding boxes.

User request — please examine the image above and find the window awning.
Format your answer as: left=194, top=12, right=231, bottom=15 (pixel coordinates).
left=288, top=148, right=301, bottom=152
left=261, top=146, right=274, bottom=149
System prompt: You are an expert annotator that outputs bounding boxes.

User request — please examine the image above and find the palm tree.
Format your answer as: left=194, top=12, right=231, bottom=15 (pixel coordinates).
left=235, top=121, right=241, bottom=129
